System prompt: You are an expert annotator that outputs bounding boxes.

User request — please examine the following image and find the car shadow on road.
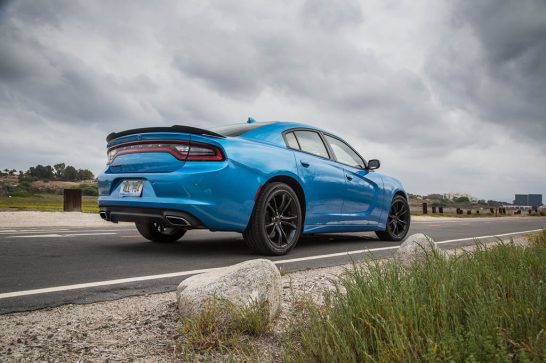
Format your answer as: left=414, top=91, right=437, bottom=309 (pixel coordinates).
left=100, top=232, right=386, bottom=259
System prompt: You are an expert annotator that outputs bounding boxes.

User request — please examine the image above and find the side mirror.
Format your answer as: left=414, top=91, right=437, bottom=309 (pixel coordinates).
left=368, top=159, right=380, bottom=170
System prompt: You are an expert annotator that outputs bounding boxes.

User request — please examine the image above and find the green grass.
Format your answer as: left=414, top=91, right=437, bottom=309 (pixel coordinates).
left=285, top=232, right=546, bottom=362
left=0, top=194, right=99, bottom=213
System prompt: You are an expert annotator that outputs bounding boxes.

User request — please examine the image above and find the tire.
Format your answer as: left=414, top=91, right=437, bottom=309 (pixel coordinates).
left=135, top=222, right=187, bottom=243
left=376, top=195, right=411, bottom=241
left=244, top=182, right=303, bottom=255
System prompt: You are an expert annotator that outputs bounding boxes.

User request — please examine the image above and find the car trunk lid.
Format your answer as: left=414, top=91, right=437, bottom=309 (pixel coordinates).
left=106, top=126, right=225, bottom=174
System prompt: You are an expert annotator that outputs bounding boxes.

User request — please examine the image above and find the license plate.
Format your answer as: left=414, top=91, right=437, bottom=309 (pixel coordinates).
left=120, top=180, right=144, bottom=197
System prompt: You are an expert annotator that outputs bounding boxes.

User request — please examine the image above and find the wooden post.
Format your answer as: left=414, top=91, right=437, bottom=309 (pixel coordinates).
left=422, top=203, right=428, bottom=214
left=432, top=206, right=436, bottom=214
left=439, top=206, right=443, bottom=214
left=63, top=189, right=82, bottom=212
left=467, top=210, right=471, bottom=215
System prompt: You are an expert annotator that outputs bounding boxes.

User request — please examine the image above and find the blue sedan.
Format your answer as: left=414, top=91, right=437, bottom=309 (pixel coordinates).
left=98, top=120, right=410, bottom=255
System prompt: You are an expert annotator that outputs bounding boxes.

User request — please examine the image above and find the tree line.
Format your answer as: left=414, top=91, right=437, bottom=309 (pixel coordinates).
left=1, top=163, right=95, bottom=182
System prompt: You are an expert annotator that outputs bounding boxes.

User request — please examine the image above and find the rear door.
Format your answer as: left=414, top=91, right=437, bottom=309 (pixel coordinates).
left=323, top=134, right=383, bottom=227
left=286, top=130, right=346, bottom=226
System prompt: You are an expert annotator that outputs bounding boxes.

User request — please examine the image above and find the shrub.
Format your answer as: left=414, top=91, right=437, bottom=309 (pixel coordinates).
left=79, top=183, right=98, bottom=196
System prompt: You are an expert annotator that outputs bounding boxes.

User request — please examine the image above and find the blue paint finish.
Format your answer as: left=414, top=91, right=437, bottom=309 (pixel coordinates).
left=98, top=121, right=407, bottom=235
left=109, top=152, right=185, bottom=173
left=292, top=149, right=346, bottom=225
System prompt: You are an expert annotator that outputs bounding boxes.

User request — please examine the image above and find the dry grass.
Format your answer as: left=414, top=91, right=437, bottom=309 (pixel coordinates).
left=177, top=298, right=273, bottom=362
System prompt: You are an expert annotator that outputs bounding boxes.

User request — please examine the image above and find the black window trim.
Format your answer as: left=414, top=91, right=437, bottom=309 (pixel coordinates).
left=282, top=128, right=368, bottom=169
left=284, top=131, right=302, bottom=150
left=281, top=128, right=334, bottom=161
left=322, top=132, right=368, bottom=170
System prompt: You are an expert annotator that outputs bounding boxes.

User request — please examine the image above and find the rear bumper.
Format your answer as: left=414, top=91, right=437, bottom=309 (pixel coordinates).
left=99, top=206, right=206, bottom=229
left=97, top=159, right=261, bottom=232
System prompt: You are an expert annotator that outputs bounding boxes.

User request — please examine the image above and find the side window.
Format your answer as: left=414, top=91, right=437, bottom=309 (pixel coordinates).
left=293, top=131, right=330, bottom=158
left=284, top=132, right=300, bottom=150
left=324, top=135, right=365, bottom=168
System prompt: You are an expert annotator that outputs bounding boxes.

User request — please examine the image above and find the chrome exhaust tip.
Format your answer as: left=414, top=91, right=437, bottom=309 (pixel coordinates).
left=99, top=211, right=109, bottom=221
left=165, top=215, right=191, bottom=227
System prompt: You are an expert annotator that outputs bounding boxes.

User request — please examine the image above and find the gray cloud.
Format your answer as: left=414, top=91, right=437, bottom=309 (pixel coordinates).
left=427, top=0, right=546, bottom=145
left=0, top=0, right=545, bottom=200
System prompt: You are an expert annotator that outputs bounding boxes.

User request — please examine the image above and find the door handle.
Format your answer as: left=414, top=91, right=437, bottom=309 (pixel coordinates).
left=346, top=174, right=353, bottom=181
left=300, top=160, right=310, bottom=168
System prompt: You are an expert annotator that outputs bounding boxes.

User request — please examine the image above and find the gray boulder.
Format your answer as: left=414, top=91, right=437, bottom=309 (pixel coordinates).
left=394, top=233, right=443, bottom=266
left=176, top=259, right=281, bottom=320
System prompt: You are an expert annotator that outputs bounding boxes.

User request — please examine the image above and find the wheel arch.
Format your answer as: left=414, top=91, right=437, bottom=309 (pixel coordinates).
left=261, top=175, right=307, bottom=222
left=393, top=190, right=408, bottom=200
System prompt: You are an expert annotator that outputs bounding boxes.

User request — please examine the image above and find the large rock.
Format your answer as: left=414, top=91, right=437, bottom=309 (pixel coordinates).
left=176, top=259, right=281, bottom=320
left=394, top=233, right=443, bottom=266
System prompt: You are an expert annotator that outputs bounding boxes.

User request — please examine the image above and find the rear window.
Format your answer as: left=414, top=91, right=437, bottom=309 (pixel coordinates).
left=211, top=123, right=270, bottom=137
left=293, top=131, right=330, bottom=159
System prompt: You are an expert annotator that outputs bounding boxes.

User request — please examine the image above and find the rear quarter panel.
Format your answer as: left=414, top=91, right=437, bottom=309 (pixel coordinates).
left=202, top=136, right=302, bottom=231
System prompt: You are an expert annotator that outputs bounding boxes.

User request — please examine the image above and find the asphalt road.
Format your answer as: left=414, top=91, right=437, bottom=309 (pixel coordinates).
left=1, top=217, right=545, bottom=314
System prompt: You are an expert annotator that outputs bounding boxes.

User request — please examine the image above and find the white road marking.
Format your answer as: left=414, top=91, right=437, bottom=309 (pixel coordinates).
left=0, top=229, right=71, bottom=233
left=412, top=217, right=545, bottom=224
left=0, top=267, right=226, bottom=299
left=0, top=228, right=542, bottom=300
left=0, top=228, right=134, bottom=234
left=8, top=232, right=117, bottom=238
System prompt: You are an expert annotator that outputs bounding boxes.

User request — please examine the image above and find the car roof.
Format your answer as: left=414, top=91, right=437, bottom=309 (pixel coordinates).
left=219, top=121, right=328, bottom=147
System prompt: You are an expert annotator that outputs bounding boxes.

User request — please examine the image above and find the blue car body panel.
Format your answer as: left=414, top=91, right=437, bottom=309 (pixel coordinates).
left=98, top=122, right=407, bottom=234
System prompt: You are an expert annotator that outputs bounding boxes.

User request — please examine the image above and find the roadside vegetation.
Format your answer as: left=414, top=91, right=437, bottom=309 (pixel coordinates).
left=0, top=163, right=97, bottom=199
left=0, top=194, right=99, bottom=213
left=282, top=231, right=546, bottom=362
left=173, top=233, right=546, bottom=362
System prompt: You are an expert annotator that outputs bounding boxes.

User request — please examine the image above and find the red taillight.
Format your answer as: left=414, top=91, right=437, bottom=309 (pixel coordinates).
left=107, top=141, right=224, bottom=164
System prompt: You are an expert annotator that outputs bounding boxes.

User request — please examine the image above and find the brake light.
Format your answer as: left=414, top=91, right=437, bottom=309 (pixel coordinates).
left=107, top=141, right=224, bottom=164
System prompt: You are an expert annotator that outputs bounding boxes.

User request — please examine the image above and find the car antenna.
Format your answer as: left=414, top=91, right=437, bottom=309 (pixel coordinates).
left=247, top=117, right=256, bottom=124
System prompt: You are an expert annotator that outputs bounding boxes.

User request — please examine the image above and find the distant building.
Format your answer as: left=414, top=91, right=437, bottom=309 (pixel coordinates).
left=513, top=194, right=543, bottom=209
left=514, top=194, right=528, bottom=205
left=528, top=194, right=543, bottom=208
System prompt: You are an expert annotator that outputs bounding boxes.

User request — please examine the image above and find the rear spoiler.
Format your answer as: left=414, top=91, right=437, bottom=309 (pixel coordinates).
left=106, top=125, right=225, bottom=143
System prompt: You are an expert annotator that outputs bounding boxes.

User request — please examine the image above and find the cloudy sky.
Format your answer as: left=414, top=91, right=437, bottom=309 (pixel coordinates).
left=0, top=0, right=545, bottom=201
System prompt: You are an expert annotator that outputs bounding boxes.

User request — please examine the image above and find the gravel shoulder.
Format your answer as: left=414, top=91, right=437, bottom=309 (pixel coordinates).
left=0, top=237, right=529, bottom=362
left=0, top=212, right=129, bottom=228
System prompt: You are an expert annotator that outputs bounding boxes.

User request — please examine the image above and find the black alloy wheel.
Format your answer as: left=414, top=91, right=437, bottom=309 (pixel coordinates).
left=244, top=182, right=303, bottom=255
left=376, top=195, right=410, bottom=241
left=135, top=222, right=187, bottom=243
